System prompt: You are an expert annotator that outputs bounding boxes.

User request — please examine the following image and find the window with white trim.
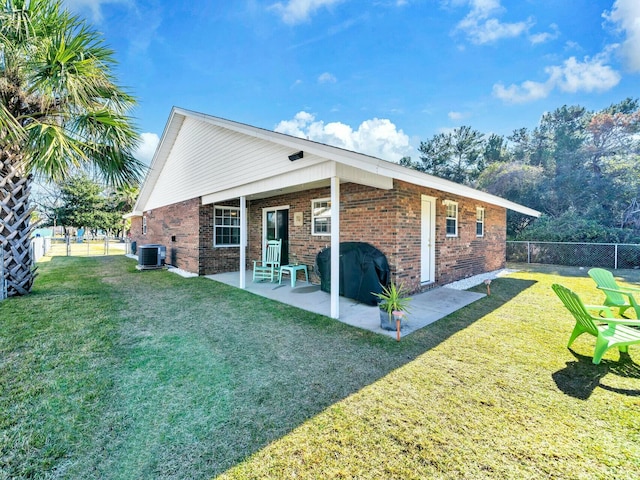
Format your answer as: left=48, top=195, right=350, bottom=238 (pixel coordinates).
left=312, top=198, right=331, bottom=235
left=476, top=207, right=485, bottom=237
left=444, top=200, right=458, bottom=237
left=214, top=206, right=240, bottom=246
left=142, top=216, right=147, bottom=235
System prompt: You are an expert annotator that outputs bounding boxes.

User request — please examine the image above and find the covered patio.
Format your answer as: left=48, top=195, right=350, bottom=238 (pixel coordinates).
left=204, top=270, right=487, bottom=338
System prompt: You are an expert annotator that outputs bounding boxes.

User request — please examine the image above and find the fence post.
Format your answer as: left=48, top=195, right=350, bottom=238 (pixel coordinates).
left=614, top=244, right=618, bottom=270
left=105, top=236, right=109, bottom=255
left=66, top=234, right=71, bottom=256
left=0, top=247, right=6, bottom=301
left=527, top=242, right=531, bottom=264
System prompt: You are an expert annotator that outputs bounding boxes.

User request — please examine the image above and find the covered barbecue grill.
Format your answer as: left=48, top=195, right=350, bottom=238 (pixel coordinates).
left=316, top=242, right=391, bottom=305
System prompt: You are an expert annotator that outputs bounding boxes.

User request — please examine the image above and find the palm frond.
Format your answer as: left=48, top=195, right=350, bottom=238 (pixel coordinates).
left=23, top=118, right=85, bottom=182
left=0, top=101, right=25, bottom=146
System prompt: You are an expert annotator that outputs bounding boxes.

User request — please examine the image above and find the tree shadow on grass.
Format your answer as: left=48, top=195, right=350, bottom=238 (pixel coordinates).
left=552, top=349, right=640, bottom=399
left=132, top=276, right=538, bottom=477
left=28, top=260, right=539, bottom=479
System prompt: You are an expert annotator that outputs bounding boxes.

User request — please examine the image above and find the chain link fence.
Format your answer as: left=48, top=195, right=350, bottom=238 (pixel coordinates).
left=507, top=241, right=640, bottom=269
left=45, top=236, right=127, bottom=257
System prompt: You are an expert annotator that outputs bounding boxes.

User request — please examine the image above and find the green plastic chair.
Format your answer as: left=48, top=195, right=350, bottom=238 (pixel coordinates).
left=587, top=268, right=640, bottom=318
left=252, top=239, right=282, bottom=282
left=552, top=283, right=640, bottom=364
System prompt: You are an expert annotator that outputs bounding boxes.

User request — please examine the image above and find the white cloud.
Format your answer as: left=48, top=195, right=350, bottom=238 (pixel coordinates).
left=492, top=80, right=551, bottom=104
left=604, top=0, right=640, bottom=72
left=270, top=0, right=345, bottom=25
left=455, top=0, right=533, bottom=44
left=63, top=0, right=129, bottom=23
left=547, top=55, right=621, bottom=93
left=448, top=111, right=468, bottom=121
left=318, top=72, right=337, bottom=84
left=493, top=55, right=620, bottom=104
left=529, top=23, right=560, bottom=45
left=135, top=132, right=160, bottom=165
left=275, top=112, right=413, bottom=162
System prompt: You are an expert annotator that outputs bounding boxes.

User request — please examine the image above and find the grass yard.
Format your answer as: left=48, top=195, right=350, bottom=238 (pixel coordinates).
left=1, top=257, right=639, bottom=479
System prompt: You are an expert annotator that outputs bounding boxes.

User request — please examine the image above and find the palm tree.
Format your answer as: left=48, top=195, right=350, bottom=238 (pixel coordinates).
left=1, top=0, right=143, bottom=297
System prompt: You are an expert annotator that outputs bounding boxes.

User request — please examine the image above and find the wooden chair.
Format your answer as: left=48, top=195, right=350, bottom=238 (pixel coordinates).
left=252, top=239, right=282, bottom=282
left=588, top=268, right=640, bottom=318
left=552, top=283, right=640, bottom=364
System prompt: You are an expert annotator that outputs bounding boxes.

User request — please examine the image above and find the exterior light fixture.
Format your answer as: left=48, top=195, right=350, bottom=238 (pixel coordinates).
left=288, top=151, right=304, bottom=161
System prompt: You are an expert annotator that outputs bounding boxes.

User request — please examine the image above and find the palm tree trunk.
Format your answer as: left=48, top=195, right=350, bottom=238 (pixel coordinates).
left=1, top=155, right=36, bottom=297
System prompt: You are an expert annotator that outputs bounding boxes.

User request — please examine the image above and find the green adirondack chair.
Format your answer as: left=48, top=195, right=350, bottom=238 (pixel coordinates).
left=552, top=283, right=640, bottom=364
left=588, top=268, right=640, bottom=318
left=253, top=239, right=282, bottom=282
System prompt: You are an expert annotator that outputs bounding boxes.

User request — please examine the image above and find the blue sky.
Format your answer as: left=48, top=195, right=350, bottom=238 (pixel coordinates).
left=63, top=0, right=640, bottom=164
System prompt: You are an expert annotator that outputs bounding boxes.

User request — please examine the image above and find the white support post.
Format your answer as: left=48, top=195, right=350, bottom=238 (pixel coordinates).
left=330, top=177, right=340, bottom=319
left=239, top=196, right=247, bottom=289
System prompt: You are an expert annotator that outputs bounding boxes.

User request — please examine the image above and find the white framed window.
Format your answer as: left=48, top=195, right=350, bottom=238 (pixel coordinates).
left=444, top=200, right=458, bottom=237
left=476, top=207, right=485, bottom=237
left=312, top=198, right=331, bottom=235
left=214, top=206, right=240, bottom=247
left=142, top=216, right=147, bottom=235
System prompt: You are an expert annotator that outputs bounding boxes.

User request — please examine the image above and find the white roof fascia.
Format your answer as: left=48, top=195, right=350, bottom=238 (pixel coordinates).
left=123, top=210, right=143, bottom=219
left=376, top=162, right=542, bottom=217
left=133, top=108, right=185, bottom=213
left=141, top=108, right=541, bottom=218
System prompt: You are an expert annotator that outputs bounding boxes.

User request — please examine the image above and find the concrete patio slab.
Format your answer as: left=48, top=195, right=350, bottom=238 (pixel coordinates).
left=204, top=271, right=486, bottom=339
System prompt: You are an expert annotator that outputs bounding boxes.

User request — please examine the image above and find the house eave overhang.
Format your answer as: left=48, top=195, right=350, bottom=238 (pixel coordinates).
left=386, top=165, right=541, bottom=217
left=201, top=161, right=393, bottom=205
left=123, top=210, right=143, bottom=219
left=136, top=107, right=541, bottom=218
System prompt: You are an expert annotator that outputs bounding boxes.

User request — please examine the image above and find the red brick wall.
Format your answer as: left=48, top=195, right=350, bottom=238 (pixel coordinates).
left=129, top=199, right=242, bottom=275
left=129, top=198, right=200, bottom=273
left=392, top=181, right=506, bottom=289
left=248, top=187, right=340, bottom=277
left=199, top=201, right=241, bottom=275
left=130, top=180, right=506, bottom=290
left=247, top=181, right=506, bottom=293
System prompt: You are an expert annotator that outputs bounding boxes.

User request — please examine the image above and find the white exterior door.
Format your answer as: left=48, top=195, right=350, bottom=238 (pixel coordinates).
left=421, top=195, right=436, bottom=284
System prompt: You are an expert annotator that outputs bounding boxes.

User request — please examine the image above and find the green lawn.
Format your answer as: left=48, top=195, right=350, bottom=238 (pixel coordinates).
left=1, top=257, right=639, bottom=479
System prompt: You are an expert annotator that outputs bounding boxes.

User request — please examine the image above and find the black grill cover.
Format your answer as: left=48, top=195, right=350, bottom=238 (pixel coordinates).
left=315, top=242, right=391, bottom=305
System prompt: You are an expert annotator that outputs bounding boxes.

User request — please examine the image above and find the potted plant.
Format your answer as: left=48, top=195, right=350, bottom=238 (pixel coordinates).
left=373, top=281, right=412, bottom=333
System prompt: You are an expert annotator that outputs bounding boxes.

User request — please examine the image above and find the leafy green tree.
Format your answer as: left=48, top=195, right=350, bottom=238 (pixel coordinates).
left=507, top=128, right=531, bottom=164
left=417, top=126, right=485, bottom=183
left=483, top=134, right=508, bottom=164
left=55, top=175, right=106, bottom=233
left=417, top=132, right=451, bottom=176
left=410, top=98, right=640, bottom=241
left=0, top=0, right=143, bottom=296
left=476, top=162, right=544, bottom=237
left=513, top=210, right=640, bottom=244
left=449, top=126, right=485, bottom=183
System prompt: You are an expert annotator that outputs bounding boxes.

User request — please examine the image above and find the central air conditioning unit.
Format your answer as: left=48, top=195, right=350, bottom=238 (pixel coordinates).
left=137, top=244, right=166, bottom=270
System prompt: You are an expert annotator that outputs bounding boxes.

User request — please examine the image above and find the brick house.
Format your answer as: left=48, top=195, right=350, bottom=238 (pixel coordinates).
left=127, top=107, right=539, bottom=318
